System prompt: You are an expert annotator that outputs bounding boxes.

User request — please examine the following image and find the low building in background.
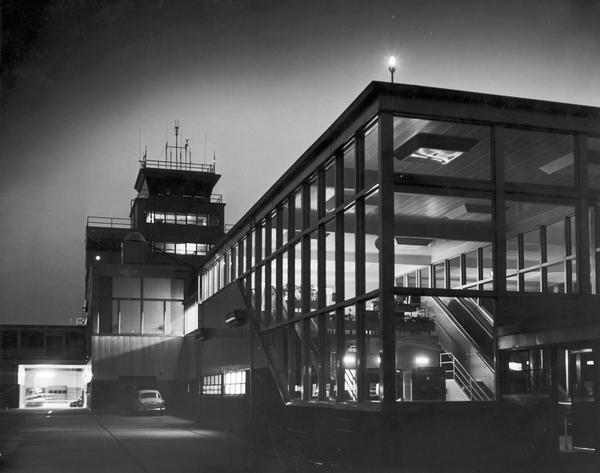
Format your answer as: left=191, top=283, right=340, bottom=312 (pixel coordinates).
left=0, top=325, right=90, bottom=408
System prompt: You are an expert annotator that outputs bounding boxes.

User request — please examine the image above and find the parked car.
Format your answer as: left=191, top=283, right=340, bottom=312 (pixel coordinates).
left=125, top=389, right=165, bottom=415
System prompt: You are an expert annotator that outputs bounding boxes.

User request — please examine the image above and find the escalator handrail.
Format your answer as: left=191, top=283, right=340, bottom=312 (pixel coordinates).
left=461, top=298, right=494, bottom=334
left=431, top=296, right=494, bottom=371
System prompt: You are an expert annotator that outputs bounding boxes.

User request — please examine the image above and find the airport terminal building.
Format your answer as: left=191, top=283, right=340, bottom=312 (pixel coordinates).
left=195, top=81, right=600, bottom=463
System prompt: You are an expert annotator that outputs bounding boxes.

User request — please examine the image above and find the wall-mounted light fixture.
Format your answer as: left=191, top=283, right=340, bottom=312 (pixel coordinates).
left=225, top=309, right=245, bottom=327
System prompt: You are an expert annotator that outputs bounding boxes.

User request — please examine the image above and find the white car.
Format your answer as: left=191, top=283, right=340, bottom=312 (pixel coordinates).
left=127, top=389, right=166, bottom=414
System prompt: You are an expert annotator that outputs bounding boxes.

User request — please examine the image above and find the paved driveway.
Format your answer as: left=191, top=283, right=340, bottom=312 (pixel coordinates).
left=0, top=409, right=598, bottom=472
left=0, top=409, right=283, bottom=472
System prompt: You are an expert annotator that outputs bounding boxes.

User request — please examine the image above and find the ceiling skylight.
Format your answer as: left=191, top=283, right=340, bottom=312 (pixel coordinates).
left=395, top=133, right=478, bottom=165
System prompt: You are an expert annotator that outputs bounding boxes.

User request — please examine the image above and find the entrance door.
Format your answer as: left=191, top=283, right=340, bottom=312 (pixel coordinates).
left=569, top=348, right=597, bottom=450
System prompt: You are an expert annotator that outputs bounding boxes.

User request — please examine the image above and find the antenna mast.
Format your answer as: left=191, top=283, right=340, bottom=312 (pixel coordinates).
left=165, top=120, right=191, bottom=169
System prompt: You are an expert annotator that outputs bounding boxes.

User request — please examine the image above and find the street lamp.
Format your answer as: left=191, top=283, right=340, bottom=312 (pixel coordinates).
left=388, top=56, right=397, bottom=83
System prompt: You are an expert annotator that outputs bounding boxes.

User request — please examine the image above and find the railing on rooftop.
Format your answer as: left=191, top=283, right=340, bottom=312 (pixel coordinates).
left=86, top=216, right=132, bottom=229
left=130, top=194, right=223, bottom=206
left=140, top=158, right=216, bottom=173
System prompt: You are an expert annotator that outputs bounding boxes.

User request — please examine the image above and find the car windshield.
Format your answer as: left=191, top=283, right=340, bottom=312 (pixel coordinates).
left=140, top=392, right=159, bottom=399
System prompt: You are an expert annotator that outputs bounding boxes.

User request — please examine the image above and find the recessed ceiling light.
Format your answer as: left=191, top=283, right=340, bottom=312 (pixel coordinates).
left=395, top=133, right=478, bottom=165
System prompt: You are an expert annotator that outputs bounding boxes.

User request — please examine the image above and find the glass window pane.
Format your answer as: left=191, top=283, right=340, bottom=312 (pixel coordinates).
left=343, top=142, right=356, bottom=204
left=294, top=241, right=302, bottom=315
left=120, top=300, right=141, bottom=334
left=365, top=298, right=382, bottom=401
left=289, top=322, right=303, bottom=399
left=143, top=278, right=182, bottom=299
left=523, top=229, right=541, bottom=268
left=113, top=277, right=140, bottom=298
left=343, top=306, right=357, bottom=402
left=523, top=270, right=541, bottom=292
left=310, top=232, right=318, bottom=310
left=294, top=188, right=303, bottom=235
left=309, top=316, right=321, bottom=400
left=393, top=118, right=491, bottom=180
left=465, top=251, right=478, bottom=285
left=364, top=119, right=379, bottom=191
left=325, top=218, right=336, bottom=306
left=282, top=250, right=289, bottom=320
left=419, top=267, right=430, bottom=288
left=166, top=301, right=184, bottom=335
left=325, top=312, right=339, bottom=401
left=546, top=262, right=565, bottom=293
left=546, top=219, right=566, bottom=262
left=280, top=201, right=289, bottom=246
left=365, top=191, right=380, bottom=293
left=505, top=128, right=574, bottom=187
left=308, top=175, right=318, bottom=228
left=506, top=237, right=519, bottom=273
left=143, top=301, right=164, bottom=334
left=449, top=257, right=461, bottom=288
left=324, top=158, right=337, bottom=213
left=394, top=192, right=492, bottom=291
left=434, top=263, right=445, bottom=289
left=344, top=205, right=356, bottom=300
left=588, top=137, right=600, bottom=189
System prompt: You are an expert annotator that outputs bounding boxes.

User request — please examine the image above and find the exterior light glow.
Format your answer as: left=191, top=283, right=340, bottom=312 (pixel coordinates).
left=587, top=360, right=595, bottom=366
left=415, top=356, right=429, bottom=367
left=343, top=353, right=356, bottom=367
left=388, top=56, right=397, bottom=83
left=95, top=255, right=101, bottom=261
left=508, top=362, right=523, bottom=371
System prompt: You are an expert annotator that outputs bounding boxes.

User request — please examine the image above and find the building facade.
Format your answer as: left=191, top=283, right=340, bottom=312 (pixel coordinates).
left=196, top=82, right=600, bottom=463
left=85, top=128, right=224, bottom=411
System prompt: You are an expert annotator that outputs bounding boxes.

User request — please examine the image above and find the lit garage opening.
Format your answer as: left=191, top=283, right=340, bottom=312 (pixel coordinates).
left=18, top=364, right=92, bottom=408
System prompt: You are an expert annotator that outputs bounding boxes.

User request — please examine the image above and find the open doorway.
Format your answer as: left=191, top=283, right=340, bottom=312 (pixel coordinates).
left=18, top=364, right=92, bottom=408
left=557, top=347, right=599, bottom=452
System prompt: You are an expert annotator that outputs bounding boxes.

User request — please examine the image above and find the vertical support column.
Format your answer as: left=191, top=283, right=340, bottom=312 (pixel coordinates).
left=317, top=168, right=327, bottom=400
left=335, top=166, right=346, bottom=402
left=574, top=134, right=591, bottom=294
left=593, top=344, right=600, bottom=453
left=275, top=205, right=284, bottom=323
left=255, top=224, right=262, bottom=323
left=492, top=125, right=506, bottom=399
left=301, top=183, right=311, bottom=401
left=379, top=113, right=396, bottom=409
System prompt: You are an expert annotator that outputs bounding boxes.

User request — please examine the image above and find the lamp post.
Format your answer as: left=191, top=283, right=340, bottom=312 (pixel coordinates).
left=388, top=56, right=397, bottom=83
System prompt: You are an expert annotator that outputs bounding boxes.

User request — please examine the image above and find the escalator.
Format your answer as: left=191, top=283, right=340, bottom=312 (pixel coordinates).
left=422, top=296, right=495, bottom=396
left=432, top=297, right=494, bottom=366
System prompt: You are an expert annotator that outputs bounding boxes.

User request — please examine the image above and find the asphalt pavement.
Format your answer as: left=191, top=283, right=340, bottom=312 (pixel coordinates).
left=0, top=408, right=598, bottom=472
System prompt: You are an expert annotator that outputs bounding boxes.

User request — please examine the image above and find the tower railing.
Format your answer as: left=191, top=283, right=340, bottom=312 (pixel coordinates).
left=140, top=158, right=216, bottom=173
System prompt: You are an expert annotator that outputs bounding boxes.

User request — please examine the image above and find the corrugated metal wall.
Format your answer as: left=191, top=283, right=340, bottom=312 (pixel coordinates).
left=92, top=336, right=184, bottom=380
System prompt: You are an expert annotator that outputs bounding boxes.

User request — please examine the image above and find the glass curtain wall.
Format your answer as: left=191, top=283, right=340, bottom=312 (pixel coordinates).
left=198, top=104, right=596, bottom=407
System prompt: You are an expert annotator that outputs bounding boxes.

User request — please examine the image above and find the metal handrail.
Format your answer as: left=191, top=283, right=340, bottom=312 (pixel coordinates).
left=131, top=194, right=223, bottom=205
left=440, top=352, right=492, bottom=401
left=140, top=158, right=215, bottom=173
left=86, top=216, right=132, bottom=229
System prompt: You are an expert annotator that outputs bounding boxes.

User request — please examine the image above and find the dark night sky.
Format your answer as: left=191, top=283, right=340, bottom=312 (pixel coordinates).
left=1, top=0, right=599, bottom=324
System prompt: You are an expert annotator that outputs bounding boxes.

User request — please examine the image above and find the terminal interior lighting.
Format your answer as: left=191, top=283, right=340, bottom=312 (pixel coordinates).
left=394, top=133, right=478, bottom=165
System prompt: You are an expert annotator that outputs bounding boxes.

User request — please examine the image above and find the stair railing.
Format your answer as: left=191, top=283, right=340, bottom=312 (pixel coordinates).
left=440, top=352, right=492, bottom=401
